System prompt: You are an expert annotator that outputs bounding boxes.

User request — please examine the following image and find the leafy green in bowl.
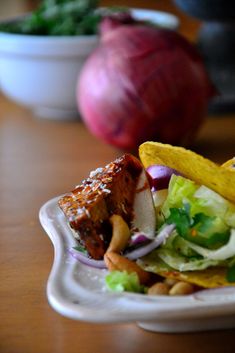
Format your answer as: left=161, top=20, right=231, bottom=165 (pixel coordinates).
left=0, top=0, right=103, bottom=36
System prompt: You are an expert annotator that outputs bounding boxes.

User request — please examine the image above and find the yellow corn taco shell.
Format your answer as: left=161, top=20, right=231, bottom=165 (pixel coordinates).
left=159, top=267, right=235, bottom=288
left=138, top=257, right=235, bottom=288
left=139, top=142, right=235, bottom=203
left=221, top=157, right=235, bottom=171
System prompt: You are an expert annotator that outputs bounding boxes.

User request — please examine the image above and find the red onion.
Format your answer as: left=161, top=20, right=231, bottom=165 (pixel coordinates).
left=130, top=233, right=151, bottom=246
left=69, top=224, right=175, bottom=268
left=77, top=20, right=215, bottom=150
left=68, top=248, right=106, bottom=269
left=125, top=224, right=175, bottom=260
left=147, top=165, right=181, bottom=191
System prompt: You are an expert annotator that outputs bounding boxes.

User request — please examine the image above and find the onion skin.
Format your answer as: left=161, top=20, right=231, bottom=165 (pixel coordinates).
left=77, top=24, right=215, bottom=150
left=125, top=224, right=175, bottom=260
left=68, top=248, right=106, bottom=269
left=99, top=12, right=136, bottom=33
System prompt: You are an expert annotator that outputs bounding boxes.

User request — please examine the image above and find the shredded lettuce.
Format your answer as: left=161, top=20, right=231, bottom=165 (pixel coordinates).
left=156, top=249, right=221, bottom=271
left=194, top=185, right=235, bottom=228
left=105, top=271, right=146, bottom=293
left=161, top=175, right=235, bottom=229
left=151, top=175, right=235, bottom=272
left=160, top=175, right=233, bottom=247
left=161, top=175, right=198, bottom=218
left=182, top=229, right=235, bottom=261
left=227, top=265, right=235, bottom=282
left=165, top=206, right=229, bottom=248
left=139, top=248, right=220, bottom=272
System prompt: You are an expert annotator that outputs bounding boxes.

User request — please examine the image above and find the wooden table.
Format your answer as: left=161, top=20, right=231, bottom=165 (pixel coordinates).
left=1, top=1, right=235, bottom=353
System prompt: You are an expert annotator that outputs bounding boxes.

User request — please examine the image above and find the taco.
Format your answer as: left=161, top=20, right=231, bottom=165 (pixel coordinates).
left=138, top=142, right=235, bottom=289
left=59, top=142, right=235, bottom=293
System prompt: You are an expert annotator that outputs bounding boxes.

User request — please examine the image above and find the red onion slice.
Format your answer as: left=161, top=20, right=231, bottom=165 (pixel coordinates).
left=125, top=224, right=175, bottom=260
left=69, top=224, right=175, bottom=268
left=68, top=248, right=106, bottom=269
left=147, top=165, right=181, bottom=191
left=130, top=233, right=151, bottom=246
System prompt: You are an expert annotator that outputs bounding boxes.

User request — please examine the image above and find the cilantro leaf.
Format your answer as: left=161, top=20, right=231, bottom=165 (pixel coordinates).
left=226, top=265, right=235, bottom=283
left=165, top=206, right=191, bottom=237
left=165, top=207, right=230, bottom=249
left=73, top=245, right=87, bottom=254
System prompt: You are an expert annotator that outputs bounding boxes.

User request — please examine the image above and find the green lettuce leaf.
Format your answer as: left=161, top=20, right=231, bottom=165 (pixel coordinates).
left=165, top=206, right=230, bottom=248
left=161, top=175, right=235, bottom=228
left=183, top=229, right=235, bottom=261
left=227, top=265, right=235, bottom=282
left=156, top=249, right=221, bottom=271
left=105, top=271, right=146, bottom=293
left=194, top=185, right=235, bottom=228
left=161, top=175, right=198, bottom=218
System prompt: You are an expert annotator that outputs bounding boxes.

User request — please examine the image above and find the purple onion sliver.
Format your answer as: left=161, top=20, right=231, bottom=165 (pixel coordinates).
left=68, top=248, right=107, bottom=269
left=130, top=233, right=150, bottom=246
left=125, top=224, right=175, bottom=260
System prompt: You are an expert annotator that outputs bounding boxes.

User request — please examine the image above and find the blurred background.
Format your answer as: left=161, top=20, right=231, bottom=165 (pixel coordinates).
left=0, top=0, right=38, bottom=19
left=0, top=0, right=234, bottom=153
left=0, top=0, right=201, bottom=40
left=2, top=0, right=234, bottom=114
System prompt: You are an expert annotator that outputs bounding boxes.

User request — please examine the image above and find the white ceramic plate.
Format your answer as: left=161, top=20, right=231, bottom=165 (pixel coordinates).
left=39, top=196, right=235, bottom=333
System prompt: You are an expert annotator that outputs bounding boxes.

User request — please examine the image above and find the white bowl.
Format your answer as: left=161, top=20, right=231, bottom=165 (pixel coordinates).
left=0, top=33, right=98, bottom=119
left=0, top=9, right=179, bottom=120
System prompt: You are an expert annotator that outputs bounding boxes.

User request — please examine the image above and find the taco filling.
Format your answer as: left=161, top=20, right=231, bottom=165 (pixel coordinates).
left=138, top=173, right=235, bottom=288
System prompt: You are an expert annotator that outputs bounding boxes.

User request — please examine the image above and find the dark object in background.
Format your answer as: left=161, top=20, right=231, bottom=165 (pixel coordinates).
left=174, top=0, right=235, bottom=113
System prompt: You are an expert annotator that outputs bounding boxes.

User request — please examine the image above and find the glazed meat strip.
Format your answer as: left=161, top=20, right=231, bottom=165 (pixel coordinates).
left=58, top=154, right=143, bottom=260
